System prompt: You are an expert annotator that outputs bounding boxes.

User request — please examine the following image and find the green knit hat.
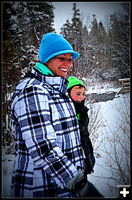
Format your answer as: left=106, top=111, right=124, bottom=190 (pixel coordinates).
left=67, top=76, right=85, bottom=90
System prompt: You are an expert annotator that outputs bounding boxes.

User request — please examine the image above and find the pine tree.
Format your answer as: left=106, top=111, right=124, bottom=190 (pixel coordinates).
left=60, top=3, right=85, bottom=76
left=2, top=2, right=55, bottom=146
left=89, top=14, right=98, bottom=47
left=98, top=21, right=107, bottom=49
left=60, top=19, right=72, bottom=40
left=61, top=3, right=83, bottom=52
left=27, top=2, right=55, bottom=44
left=107, top=12, right=130, bottom=78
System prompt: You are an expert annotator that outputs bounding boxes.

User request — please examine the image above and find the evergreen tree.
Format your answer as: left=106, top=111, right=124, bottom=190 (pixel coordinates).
left=87, top=15, right=111, bottom=79
left=60, top=19, right=72, bottom=40
left=61, top=3, right=83, bottom=52
left=27, top=2, right=55, bottom=44
left=2, top=2, right=55, bottom=146
left=89, top=14, right=98, bottom=47
left=98, top=21, right=107, bottom=49
left=107, top=12, right=130, bottom=78
left=60, top=3, right=86, bottom=76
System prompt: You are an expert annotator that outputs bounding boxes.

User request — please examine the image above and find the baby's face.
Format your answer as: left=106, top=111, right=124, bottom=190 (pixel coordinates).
left=70, top=86, right=85, bottom=103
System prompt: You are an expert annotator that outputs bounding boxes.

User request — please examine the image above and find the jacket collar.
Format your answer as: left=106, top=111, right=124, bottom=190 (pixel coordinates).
left=34, top=62, right=54, bottom=76
left=31, top=67, right=68, bottom=95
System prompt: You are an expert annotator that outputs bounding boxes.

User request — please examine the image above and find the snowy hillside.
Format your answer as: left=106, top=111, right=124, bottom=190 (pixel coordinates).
left=2, top=83, right=130, bottom=198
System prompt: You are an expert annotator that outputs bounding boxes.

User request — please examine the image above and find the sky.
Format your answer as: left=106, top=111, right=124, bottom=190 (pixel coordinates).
left=53, top=2, right=129, bottom=33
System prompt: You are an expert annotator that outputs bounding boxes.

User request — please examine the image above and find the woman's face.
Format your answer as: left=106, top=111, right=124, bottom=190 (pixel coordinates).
left=46, top=53, right=73, bottom=78
left=70, top=86, right=86, bottom=103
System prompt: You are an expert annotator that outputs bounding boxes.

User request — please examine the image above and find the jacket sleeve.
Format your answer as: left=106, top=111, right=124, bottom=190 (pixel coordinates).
left=14, top=84, right=78, bottom=189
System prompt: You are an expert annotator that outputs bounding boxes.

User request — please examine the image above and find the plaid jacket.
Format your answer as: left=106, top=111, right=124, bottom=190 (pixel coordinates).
left=11, top=68, right=85, bottom=197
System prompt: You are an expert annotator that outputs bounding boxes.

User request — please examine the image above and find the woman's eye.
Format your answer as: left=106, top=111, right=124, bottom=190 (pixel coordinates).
left=57, top=57, right=72, bottom=62
left=58, top=57, right=65, bottom=61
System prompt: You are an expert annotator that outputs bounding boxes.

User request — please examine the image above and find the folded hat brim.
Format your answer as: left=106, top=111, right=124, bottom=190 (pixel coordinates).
left=43, top=50, right=80, bottom=63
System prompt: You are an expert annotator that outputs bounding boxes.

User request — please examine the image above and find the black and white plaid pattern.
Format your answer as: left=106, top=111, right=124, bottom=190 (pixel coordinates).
left=11, top=69, right=85, bottom=197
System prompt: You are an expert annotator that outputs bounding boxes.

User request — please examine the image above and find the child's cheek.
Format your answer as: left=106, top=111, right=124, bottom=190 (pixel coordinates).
left=71, top=94, right=78, bottom=102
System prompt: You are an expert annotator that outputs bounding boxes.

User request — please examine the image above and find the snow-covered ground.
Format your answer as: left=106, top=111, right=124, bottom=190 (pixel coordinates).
left=2, top=154, right=14, bottom=197
left=2, top=83, right=130, bottom=198
left=88, top=91, right=130, bottom=198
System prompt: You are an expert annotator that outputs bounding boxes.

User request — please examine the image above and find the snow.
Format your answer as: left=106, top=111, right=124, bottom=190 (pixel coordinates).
left=2, top=154, right=14, bottom=197
left=85, top=80, right=121, bottom=94
left=2, top=83, right=130, bottom=198
left=87, top=85, right=120, bottom=94
left=88, top=92, right=130, bottom=197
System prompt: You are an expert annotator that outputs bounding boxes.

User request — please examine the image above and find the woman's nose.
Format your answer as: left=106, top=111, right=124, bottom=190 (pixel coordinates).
left=64, top=59, right=72, bottom=65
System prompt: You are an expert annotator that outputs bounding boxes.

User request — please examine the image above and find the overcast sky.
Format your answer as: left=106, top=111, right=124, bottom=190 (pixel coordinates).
left=53, top=2, right=129, bottom=33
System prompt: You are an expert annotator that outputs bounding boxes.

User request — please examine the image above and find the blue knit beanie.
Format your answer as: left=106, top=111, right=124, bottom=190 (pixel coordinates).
left=39, top=33, right=80, bottom=63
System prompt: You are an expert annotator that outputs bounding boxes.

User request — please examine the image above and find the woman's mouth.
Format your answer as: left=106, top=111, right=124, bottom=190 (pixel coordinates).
left=60, top=68, right=68, bottom=72
left=59, top=68, right=69, bottom=75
